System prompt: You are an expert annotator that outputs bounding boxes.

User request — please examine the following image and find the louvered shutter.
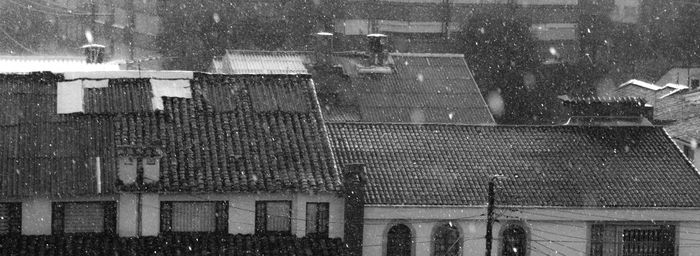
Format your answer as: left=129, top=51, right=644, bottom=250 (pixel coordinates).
left=0, top=204, right=9, bottom=234
left=103, top=201, right=117, bottom=235
left=8, top=203, right=21, bottom=234
left=215, top=201, right=228, bottom=233
left=171, top=202, right=216, bottom=232
left=255, top=202, right=265, bottom=234
left=51, top=203, right=65, bottom=234
left=160, top=201, right=173, bottom=233
left=64, top=202, right=105, bottom=233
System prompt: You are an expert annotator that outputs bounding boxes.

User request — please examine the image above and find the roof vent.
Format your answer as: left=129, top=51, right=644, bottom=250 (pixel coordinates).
left=81, top=44, right=106, bottom=64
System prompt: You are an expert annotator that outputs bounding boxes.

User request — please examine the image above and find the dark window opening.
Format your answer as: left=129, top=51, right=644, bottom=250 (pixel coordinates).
left=255, top=201, right=292, bottom=235
left=387, top=223, right=412, bottom=256
left=433, top=222, right=461, bottom=256
left=692, top=79, right=700, bottom=90
left=501, top=224, right=527, bottom=256
left=683, top=145, right=695, bottom=162
left=306, top=202, right=329, bottom=237
left=0, top=203, right=21, bottom=235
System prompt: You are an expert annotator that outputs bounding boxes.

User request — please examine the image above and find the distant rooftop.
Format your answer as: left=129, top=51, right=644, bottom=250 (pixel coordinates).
left=211, top=50, right=495, bottom=125
left=0, top=55, right=121, bottom=73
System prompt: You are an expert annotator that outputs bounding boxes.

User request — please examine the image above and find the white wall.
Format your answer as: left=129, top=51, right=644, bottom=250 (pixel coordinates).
left=7, top=192, right=343, bottom=238
left=158, top=192, right=344, bottom=238
left=364, top=206, right=700, bottom=256
left=16, top=195, right=117, bottom=235
left=657, top=68, right=700, bottom=87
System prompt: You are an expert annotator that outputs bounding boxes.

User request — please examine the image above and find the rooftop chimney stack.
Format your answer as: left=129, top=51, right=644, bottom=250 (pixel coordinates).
left=81, top=44, right=106, bottom=64
left=367, top=34, right=387, bottom=66
left=314, top=32, right=334, bottom=54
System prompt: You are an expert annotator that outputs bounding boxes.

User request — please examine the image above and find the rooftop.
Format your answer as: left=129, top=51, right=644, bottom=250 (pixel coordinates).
left=327, top=122, right=700, bottom=207
left=212, top=50, right=495, bottom=125
left=0, top=72, right=341, bottom=197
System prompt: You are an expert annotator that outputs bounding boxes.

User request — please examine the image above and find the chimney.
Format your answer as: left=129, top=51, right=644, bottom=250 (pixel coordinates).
left=367, top=33, right=387, bottom=66
left=343, top=163, right=366, bottom=256
left=313, top=32, right=334, bottom=66
left=314, top=32, right=334, bottom=54
left=80, top=44, right=106, bottom=64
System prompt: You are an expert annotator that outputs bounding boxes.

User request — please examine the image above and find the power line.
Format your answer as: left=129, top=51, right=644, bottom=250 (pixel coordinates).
left=0, top=26, right=38, bottom=54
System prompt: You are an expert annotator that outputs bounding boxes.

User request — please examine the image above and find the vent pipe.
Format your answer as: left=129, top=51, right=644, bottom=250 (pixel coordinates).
left=367, top=33, right=387, bottom=66
left=80, top=44, right=106, bottom=64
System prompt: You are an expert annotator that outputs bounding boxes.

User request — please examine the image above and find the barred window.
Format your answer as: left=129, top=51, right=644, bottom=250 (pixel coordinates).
left=52, top=202, right=116, bottom=234
left=433, top=222, right=461, bottom=256
left=306, top=202, right=329, bottom=237
left=0, top=203, right=21, bottom=234
left=590, top=223, right=675, bottom=256
left=501, top=224, right=527, bottom=256
left=160, top=201, right=228, bottom=233
left=255, top=201, right=292, bottom=235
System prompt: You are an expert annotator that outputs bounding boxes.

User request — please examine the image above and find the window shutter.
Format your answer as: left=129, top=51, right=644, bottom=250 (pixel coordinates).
left=319, top=203, right=329, bottom=237
left=255, top=202, right=266, bottom=234
left=8, top=203, right=21, bottom=234
left=51, top=203, right=65, bottom=234
left=160, top=201, right=172, bottom=233
left=215, top=201, right=229, bottom=233
left=103, top=201, right=117, bottom=235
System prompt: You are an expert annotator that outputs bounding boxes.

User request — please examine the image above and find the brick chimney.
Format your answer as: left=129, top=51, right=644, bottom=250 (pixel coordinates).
left=343, top=163, right=366, bottom=256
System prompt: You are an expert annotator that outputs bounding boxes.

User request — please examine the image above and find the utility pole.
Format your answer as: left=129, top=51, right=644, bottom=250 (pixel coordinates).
left=485, top=177, right=496, bottom=256
left=485, top=175, right=507, bottom=256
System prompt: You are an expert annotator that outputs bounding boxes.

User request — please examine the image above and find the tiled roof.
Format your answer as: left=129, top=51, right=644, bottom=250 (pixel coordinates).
left=327, top=123, right=700, bottom=207
left=115, top=74, right=340, bottom=193
left=213, top=51, right=495, bottom=125
left=343, top=53, right=495, bottom=124
left=0, top=72, right=340, bottom=196
left=0, top=234, right=345, bottom=256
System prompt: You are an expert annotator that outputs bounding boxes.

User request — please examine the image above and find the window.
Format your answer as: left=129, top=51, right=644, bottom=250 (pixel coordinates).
left=52, top=202, right=116, bottom=234
left=160, top=201, right=228, bottom=233
left=306, top=203, right=329, bottom=237
left=433, top=222, right=461, bottom=256
left=255, top=201, right=292, bottom=235
left=501, top=224, right=527, bottom=256
left=683, top=145, right=695, bottom=162
left=590, top=223, right=675, bottom=256
left=0, top=203, right=21, bottom=235
left=692, top=79, right=700, bottom=90
left=387, top=223, right=412, bottom=256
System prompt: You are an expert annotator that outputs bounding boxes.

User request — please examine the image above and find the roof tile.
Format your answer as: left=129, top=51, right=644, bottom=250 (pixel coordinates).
left=327, top=123, right=700, bottom=207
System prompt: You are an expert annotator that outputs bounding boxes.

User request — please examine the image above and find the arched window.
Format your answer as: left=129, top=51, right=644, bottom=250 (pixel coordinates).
left=433, top=222, right=461, bottom=256
left=387, top=223, right=412, bottom=256
left=501, top=224, right=527, bottom=256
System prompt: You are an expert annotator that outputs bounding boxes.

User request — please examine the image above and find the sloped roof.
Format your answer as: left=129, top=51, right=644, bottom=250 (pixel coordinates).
left=327, top=123, right=700, bottom=207
left=213, top=51, right=495, bottom=125
left=0, top=72, right=340, bottom=197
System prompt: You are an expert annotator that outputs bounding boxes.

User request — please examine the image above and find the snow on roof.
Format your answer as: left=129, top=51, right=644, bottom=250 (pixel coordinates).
left=0, top=56, right=120, bottom=73
left=659, top=83, right=690, bottom=99
left=617, top=79, right=662, bottom=90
